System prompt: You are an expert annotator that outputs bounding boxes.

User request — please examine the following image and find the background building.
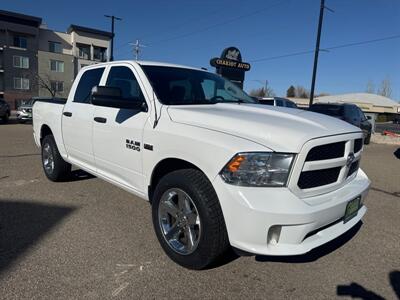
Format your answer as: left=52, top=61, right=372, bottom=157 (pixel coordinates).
left=0, top=10, right=41, bottom=108
left=0, top=10, right=112, bottom=108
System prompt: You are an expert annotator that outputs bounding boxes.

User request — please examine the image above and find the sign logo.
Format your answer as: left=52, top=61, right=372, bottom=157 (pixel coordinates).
left=346, top=152, right=355, bottom=167
left=210, top=47, right=251, bottom=89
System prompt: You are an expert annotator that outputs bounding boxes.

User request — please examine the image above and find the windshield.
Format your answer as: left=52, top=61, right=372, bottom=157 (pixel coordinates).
left=141, top=66, right=256, bottom=105
left=309, top=104, right=344, bottom=116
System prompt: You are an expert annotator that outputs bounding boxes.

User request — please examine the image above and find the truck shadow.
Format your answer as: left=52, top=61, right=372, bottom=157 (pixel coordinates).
left=0, top=199, right=75, bottom=274
left=60, top=169, right=95, bottom=182
left=255, top=221, right=362, bottom=264
left=337, top=270, right=400, bottom=299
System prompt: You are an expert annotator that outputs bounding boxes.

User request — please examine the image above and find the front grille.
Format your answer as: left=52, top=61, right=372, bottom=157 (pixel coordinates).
left=305, top=141, right=346, bottom=161
left=354, top=138, right=363, bottom=153
left=298, top=167, right=341, bottom=189
left=347, top=160, right=359, bottom=177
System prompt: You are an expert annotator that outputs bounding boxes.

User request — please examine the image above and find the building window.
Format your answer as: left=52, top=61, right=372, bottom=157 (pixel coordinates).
left=13, top=36, right=27, bottom=48
left=77, top=44, right=90, bottom=60
left=14, top=77, right=30, bottom=90
left=93, top=47, right=107, bottom=62
left=49, top=41, right=62, bottom=53
left=50, top=81, right=64, bottom=92
left=50, top=60, right=64, bottom=72
left=13, top=56, right=29, bottom=69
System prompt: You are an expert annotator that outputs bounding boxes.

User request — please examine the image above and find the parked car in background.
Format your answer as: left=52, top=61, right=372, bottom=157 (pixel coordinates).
left=309, top=103, right=372, bottom=144
left=258, top=97, right=298, bottom=108
left=17, top=97, right=66, bottom=123
left=0, top=99, right=10, bottom=123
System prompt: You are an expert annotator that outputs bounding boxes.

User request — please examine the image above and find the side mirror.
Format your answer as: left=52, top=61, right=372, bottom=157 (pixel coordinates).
left=90, top=86, right=147, bottom=111
left=366, top=116, right=372, bottom=120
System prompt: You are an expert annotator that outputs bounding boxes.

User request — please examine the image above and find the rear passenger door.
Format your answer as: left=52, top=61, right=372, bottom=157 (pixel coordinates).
left=62, top=67, right=105, bottom=172
left=92, top=64, right=149, bottom=193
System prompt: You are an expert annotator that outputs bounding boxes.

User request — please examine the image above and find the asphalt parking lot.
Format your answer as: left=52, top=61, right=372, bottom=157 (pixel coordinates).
left=0, top=123, right=399, bottom=299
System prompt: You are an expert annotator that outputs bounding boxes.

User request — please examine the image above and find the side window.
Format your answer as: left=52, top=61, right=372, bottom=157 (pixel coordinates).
left=106, top=66, right=145, bottom=102
left=275, top=99, right=283, bottom=106
left=74, top=68, right=105, bottom=103
left=358, top=108, right=366, bottom=120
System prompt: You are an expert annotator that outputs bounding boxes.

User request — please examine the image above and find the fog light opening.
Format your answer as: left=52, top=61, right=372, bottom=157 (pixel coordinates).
left=267, top=225, right=282, bottom=245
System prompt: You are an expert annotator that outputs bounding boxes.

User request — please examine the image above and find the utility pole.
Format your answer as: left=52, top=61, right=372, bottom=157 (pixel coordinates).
left=130, top=39, right=147, bottom=60
left=104, top=15, right=122, bottom=61
left=309, top=0, right=333, bottom=106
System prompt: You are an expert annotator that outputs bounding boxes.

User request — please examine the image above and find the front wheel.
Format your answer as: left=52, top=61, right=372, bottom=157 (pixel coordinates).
left=152, top=169, right=230, bottom=269
left=41, top=135, right=71, bottom=181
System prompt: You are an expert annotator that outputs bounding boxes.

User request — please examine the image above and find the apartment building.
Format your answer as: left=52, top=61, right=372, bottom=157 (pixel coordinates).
left=0, top=10, right=41, bottom=107
left=0, top=10, right=112, bottom=108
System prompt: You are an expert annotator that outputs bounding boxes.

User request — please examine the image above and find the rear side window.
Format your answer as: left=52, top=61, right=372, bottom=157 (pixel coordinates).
left=73, top=68, right=105, bottom=103
left=275, top=99, right=284, bottom=106
left=106, top=66, right=145, bottom=102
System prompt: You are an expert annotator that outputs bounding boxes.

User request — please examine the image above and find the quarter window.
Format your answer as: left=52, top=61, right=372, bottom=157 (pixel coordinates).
left=106, top=66, right=145, bottom=102
left=14, top=77, right=30, bottom=90
left=13, top=56, right=29, bottom=69
left=73, top=68, right=105, bottom=103
left=50, top=60, right=64, bottom=72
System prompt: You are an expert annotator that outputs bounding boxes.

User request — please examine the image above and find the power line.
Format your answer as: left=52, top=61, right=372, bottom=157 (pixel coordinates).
left=114, top=0, right=287, bottom=55
left=249, top=34, right=400, bottom=63
left=148, top=0, right=286, bottom=46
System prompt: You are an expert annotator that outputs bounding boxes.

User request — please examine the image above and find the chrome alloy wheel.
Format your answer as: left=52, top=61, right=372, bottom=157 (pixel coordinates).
left=42, top=143, right=54, bottom=174
left=158, top=188, right=201, bottom=255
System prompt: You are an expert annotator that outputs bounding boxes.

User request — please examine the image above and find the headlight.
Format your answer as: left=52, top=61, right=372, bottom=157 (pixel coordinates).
left=220, top=152, right=295, bottom=187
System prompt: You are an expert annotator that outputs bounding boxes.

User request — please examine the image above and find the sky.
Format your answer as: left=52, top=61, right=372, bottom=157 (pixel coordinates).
left=3, top=0, right=400, bottom=100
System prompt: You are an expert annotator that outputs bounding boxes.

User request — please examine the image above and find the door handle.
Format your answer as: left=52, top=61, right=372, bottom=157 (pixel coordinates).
left=94, top=117, right=107, bottom=123
left=63, top=111, right=72, bottom=117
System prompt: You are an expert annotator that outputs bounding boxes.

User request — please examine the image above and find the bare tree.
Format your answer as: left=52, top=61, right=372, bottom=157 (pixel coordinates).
left=249, top=81, right=275, bottom=98
left=378, top=78, right=392, bottom=98
left=27, top=70, right=61, bottom=98
left=365, top=80, right=375, bottom=94
left=295, top=86, right=310, bottom=98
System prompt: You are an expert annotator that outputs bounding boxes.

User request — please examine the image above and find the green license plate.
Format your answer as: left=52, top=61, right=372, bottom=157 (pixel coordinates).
left=344, top=196, right=361, bottom=223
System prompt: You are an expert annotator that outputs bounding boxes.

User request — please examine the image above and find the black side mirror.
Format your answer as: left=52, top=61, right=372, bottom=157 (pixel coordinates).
left=90, top=86, right=147, bottom=111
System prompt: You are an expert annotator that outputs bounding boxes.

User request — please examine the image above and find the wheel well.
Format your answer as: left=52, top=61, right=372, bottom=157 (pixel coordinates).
left=40, top=125, right=53, bottom=144
left=148, top=158, right=201, bottom=203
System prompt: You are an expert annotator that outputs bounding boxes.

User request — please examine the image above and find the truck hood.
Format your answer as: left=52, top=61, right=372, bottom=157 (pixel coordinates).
left=167, top=103, right=361, bottom=152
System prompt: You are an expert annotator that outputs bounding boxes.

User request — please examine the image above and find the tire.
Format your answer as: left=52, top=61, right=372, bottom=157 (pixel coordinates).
left=364, top=133, right=371, bottom=145
left=2, top=114, right=8, bottom=124
left=152, top=169, right=230, bottom=270
left=41, top=135, right=71, bottom=181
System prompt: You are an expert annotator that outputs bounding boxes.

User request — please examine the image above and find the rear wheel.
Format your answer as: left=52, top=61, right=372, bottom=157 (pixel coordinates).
left=152, top=169, right=230, bottom=269
left=2, top=114, right=9, bottom=123
left=364, top=133, right=371, bottom=145
left=41, top=135, right=71, bottom=181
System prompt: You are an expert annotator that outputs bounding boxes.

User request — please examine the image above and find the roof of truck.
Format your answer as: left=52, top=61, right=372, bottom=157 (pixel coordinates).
left=88, top=60, right=206, bottom=72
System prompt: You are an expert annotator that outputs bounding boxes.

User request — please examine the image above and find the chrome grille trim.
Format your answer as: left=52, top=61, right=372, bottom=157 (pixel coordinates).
left=288, top=132, right=364, bottom=199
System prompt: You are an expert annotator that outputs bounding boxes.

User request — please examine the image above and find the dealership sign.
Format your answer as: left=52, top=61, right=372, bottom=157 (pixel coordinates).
left=210, top=47, right=251, bottom=88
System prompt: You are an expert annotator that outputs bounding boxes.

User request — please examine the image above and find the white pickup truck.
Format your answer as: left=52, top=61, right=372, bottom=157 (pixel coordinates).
left=33, top=61, right=370, bottom=269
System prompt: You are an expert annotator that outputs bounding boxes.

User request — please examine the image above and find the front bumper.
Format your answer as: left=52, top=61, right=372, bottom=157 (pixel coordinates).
left=212, top=169, right=370, bottom=256
left=17, top=111, right=32, bottom=120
